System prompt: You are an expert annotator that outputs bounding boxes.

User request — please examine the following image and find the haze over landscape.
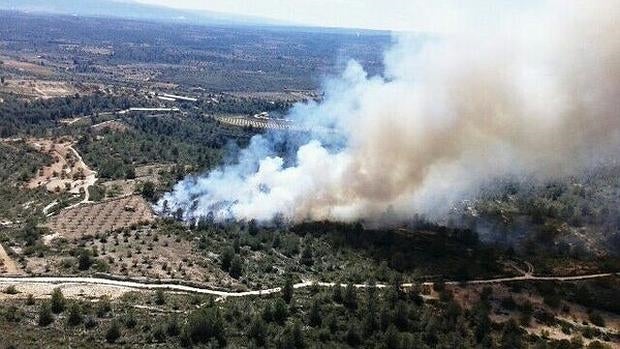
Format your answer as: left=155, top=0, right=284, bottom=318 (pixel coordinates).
left=0, top=1, right=618, bottom=348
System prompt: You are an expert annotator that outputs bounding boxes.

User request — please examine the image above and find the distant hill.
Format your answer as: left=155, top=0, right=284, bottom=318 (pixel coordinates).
left=0, top=0, right=291, bottom=27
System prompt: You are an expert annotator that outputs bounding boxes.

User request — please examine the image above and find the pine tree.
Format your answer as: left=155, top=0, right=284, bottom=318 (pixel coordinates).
left=105, top=320, right=122, bottom=343
left=308, top=298, right=321, bottom=327
left=248, top=315, right=268, bottom=346
left=66, top=303, right=83, bottom=327
left=230, top=256, right=243, bottom=278
left=344, top=283, right=357, bottom=310
left=282, top=274, right=294, bottom=303
left=50, top=288, right=65, bottom=314
left=38, top=302, right=54, bottom=327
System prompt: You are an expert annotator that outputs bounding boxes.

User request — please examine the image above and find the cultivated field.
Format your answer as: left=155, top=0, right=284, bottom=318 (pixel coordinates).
left=45, top=195, right=155, bottom=240
left=216, top=115, right=298, bottom=130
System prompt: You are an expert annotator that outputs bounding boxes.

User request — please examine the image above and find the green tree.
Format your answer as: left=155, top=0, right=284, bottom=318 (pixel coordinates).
left=141, top=180, right=156, bottom=201
left=166, top=316, right=180, bottom=337
left=248, top=315, right=268, bottom=347
left=344, top=283, right=358, bottom=310
left=272, top=298, right=289, bottom=325
left=230, top=256, right=243, bottom=278
left=106, top=320, right=122, bottom=343
left=183, top=306, right=226, bottom=346
left=385, top=325, right=401, bottom=349
left=282, top=274, right=294, bottom=304
left=78, top=249, right=94, bottom=270
left=345, top=322, right=362, bottom=347
left=277, top=321, right=305, bottom=349
left=66, top=303, right=83, bottom=326
left=38, top=302, right=54, bottom=326
left=300, top=244, right=313, bottom=266
left=221, top=247, right=234, bottom=272
left=51, top=288, right=65, bottom=314
left=308, top=298, right=322, bottom=327
left=500, top=319, right=525, bottom=349
left=154, top=289, right=166, bottom=305
left=333, top=284, right=343, bottom=303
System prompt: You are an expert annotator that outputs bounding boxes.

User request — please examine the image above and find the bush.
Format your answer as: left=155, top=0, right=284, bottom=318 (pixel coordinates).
left=96, top=296, right=112, bottom=317
left=154, top=289, right=166, bottom=305
left=84, top=315, right=98, bottom=329
left=589, top=312, right=606, bottom=327
left=272, top=299, right=288, bottom=325
left=123, top=311, right=137, bottom=329
left=38, top=302, right=54, bottom=326
left=152, top=325, right=167, bottom=342
left=77, top=249, right=94, bottom=271
left=4, top=305, right=21, bottom=323
left=221, top=247, right=234, bottom=272
left=66, top=303, right=83, bottom=327
left=229, top=256, right=243, bottom=278
left=183, top=306, right=226, bottom=346
left=248, top=316, right=268, bottom=347
left=4, top=285, right=18, bottom=294
left=166, top=316, right=180, bottom=337
left=105, top=320, right=122, bottom=343
left=282, top=274, right=294, bottom=304
left=50, top=288, right=65, bottom=314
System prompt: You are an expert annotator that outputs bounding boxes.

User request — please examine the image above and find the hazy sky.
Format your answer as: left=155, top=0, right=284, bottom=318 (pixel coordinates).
left=134, top=0, right=538, bottom=34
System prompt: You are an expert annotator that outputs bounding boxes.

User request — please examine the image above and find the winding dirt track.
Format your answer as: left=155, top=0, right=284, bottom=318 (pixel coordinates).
left=0, top=244, right=17, bottom=274
left=0, top=272, right=617, bottom=299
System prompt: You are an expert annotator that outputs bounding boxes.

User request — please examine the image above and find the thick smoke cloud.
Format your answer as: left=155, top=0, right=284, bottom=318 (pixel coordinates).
left=158, top=0, right=620, bottom=223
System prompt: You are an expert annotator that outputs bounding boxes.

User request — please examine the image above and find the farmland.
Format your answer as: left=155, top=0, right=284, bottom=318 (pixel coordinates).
left=44, top=195, right=155, bottom=240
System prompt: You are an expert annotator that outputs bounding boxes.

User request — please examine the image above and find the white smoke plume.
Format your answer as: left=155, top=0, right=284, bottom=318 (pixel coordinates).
left=158, top=0, right=620, bottom=223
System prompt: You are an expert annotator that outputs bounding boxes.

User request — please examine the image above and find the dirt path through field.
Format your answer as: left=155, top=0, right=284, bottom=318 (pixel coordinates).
left=0, top=244, right=18, bottom=274
left=0, top=272, right=617, bottom=300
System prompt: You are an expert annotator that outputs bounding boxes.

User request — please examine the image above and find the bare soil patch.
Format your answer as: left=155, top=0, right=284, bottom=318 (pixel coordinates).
left=26, top=138, right=96, bottom=196
left=0, top=243, right=18, bottom=274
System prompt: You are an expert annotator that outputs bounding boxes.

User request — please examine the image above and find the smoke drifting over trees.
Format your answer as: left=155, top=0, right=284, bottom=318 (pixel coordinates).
left=159, top=1, right=620, bottom=224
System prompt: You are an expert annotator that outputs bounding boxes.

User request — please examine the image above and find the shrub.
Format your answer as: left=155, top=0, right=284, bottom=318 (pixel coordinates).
left=4, top=285, right=18, bottom=294
left=66, top=303, right=83, bottom=327
left=183, top=306, right=226, bottom=346
left=272, top=299, right=288, bottom=325
left=25, top=294, right=35, bottom=305
left=105, top=320, right=121, bottom=343
left=123, top=311, right=137, bottom=329
left=166, top=316, right=180, bottom=337
left=84, top=315, right=98, bottom=329
left=50, top=288, right=65, bottom=313
left=589, top=312, right=606, bottom=327
left=152, top=325, right=167, bottom=342
left=96, top=296, right=112, bottom=317
left=77, top=249, right=94, bottom=270
left=154, top=289, right=166, bottom=305
left=38, top=302, right=54, bottom=326
left=221, top=247, right=234, bottom=272
left=229, top=256, right=243, bottom=278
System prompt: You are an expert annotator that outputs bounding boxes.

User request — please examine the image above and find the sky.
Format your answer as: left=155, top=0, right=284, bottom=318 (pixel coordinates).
left=134, top=0, right=539, bottom=34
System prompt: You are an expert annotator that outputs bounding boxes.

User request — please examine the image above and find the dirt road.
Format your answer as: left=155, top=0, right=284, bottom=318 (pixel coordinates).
left=0, top=272, right=616, bottom=300
left=0, top=244, right=18, bottom=274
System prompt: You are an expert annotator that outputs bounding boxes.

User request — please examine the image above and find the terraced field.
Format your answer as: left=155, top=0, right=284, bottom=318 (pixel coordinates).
left=216, top=115, right=301, bottom=130
left=45, top=195, right=155, bottom=239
